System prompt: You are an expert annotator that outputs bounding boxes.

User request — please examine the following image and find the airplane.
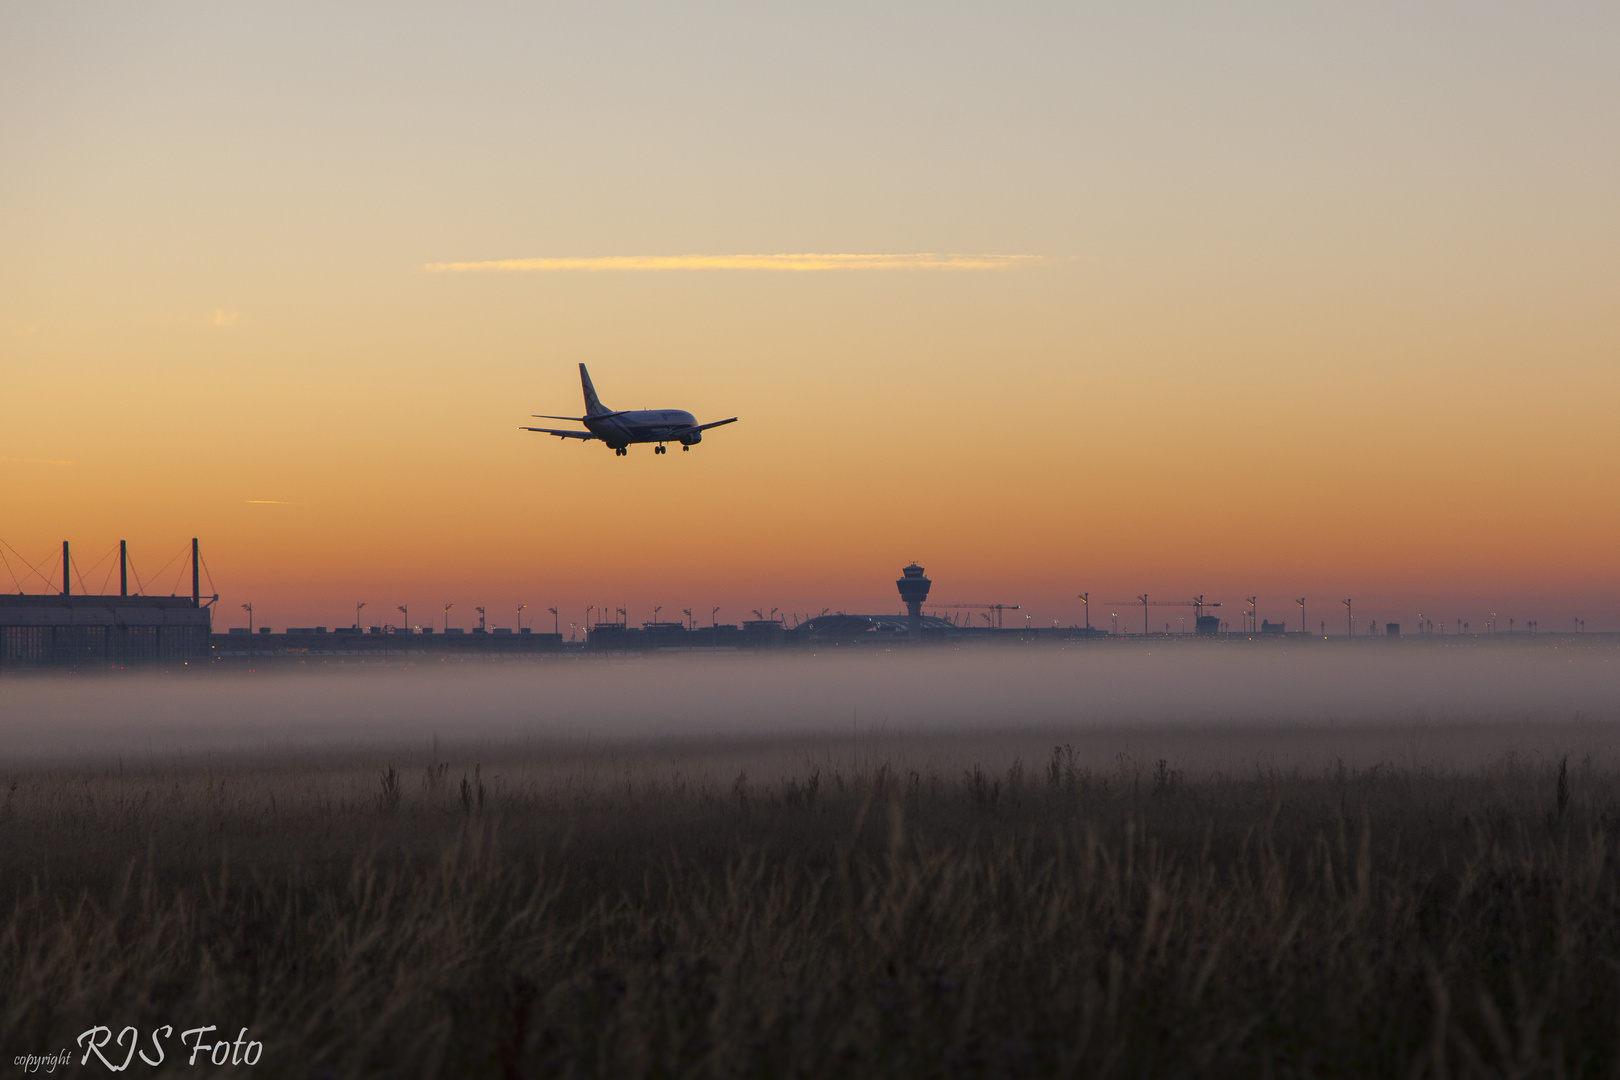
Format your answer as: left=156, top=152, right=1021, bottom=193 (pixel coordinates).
left=520, top=364, right=738, bottom=456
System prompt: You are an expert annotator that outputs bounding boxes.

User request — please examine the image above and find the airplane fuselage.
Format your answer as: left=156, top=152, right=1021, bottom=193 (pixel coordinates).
left=588, top=409, right=701, bottom=450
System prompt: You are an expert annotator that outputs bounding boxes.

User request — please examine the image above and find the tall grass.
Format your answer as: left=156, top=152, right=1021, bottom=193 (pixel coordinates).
left=3, top=743, right=1619, bottom=1076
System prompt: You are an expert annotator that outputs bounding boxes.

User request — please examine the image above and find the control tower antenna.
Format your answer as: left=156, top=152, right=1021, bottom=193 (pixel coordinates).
left=896, top=563, right=932, bottom=644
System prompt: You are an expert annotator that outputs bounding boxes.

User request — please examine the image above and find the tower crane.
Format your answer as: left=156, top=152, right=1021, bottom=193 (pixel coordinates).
left=931, top=603, right=1021, bottom=629
left=1101, top=595, right=1222, bottom=635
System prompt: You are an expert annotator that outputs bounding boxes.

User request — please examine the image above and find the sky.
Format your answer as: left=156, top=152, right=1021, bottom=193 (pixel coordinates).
left=1, top=2, right=1617, bottom=634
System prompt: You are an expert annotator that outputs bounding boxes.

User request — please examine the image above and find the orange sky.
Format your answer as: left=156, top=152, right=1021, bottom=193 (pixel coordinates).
left=2, top=4, right=1617, bottom=632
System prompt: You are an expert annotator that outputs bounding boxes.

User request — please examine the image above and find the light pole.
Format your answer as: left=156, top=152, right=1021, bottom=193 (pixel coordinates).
left=517, top=604, right=527, bottom=631
left=355, top=601, right=366, bottom=630
left=712, top=606, right=721, bottom=627
left=397, top=605, right=408, bottom=633
left=682, top=608, right=692, bottom=630
left=1343, top=598, right=1353, bottom=637
left=241, top=602, right=253, bottom=634
left=476, top=606, right=486, bottom=631
left=586, top=605, right=594, bottom=631
left=443, top=602, right=453, bottom=633
left=653, top=605, right=662, bottom=626
left=549, top=607, right=559, bottom=634
left=1247, top=596, right=1257, bottom=634
left=1077, top=592, right=1090, bottom=630
left=1296, top=597, right=1306, bottom=634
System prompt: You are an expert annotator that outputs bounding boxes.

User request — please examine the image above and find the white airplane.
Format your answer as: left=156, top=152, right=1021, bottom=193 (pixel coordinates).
left=520, top=364, right=738, bottom=456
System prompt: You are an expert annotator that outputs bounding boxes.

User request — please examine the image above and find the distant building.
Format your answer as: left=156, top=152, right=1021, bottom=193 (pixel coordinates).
left=795, top=613, right=960, bottom=644
left=1260, top=620, right=1287, bottom=635
left=1, top=594, right=211, bottom=668
left=1386, top=623, right=1400, bottom=638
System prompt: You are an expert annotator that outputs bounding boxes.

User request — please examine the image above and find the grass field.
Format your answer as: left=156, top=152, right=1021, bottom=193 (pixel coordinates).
left=4, top=723, right=1620, bottom=1077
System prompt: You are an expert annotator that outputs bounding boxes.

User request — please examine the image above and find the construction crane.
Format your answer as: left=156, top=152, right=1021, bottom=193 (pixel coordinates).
left=1102, top=594, right=1222, bottom=635
left=932, top=603, right=1021, bottom=629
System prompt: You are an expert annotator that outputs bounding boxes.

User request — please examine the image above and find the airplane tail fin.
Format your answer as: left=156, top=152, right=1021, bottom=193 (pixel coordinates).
left=579, top=363, right=611, bottom=417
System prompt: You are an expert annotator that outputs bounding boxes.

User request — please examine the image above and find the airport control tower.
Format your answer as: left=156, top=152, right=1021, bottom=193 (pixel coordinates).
left=896, top=563, right=932, bottom=643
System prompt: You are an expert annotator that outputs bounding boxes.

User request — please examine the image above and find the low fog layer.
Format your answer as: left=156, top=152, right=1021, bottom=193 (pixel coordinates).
left=1, top=640, right=1616, bottom=761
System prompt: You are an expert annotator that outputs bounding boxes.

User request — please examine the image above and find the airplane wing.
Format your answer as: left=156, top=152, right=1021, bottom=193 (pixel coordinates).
left=687, top=417, right=739, bottom=433
left=519, top=426, right=599, bottom=440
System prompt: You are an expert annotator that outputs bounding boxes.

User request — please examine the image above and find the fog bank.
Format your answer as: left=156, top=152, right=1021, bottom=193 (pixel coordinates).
left=1, top=641, right=1616, bottom=760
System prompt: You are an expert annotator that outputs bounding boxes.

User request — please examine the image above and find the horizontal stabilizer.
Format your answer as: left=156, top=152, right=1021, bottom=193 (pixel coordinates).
left=531, top=411, right=627, bottom=422
left=519, top=426, right=599, bottom=440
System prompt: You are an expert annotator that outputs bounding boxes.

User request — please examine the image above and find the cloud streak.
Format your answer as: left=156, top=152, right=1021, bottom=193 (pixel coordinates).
left=245, top=500, right=293, bottom=505
left=421, top=253, right=1041, bottom=273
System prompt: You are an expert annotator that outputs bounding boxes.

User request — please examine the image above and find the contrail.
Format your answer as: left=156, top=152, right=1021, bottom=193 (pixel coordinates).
left=420, top=253, right=1042, bottom=273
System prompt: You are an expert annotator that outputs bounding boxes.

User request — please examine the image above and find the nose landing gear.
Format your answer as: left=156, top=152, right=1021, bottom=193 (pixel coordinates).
left=682, top=445, right=689, bottom=451
left=614, top=447, right=627, bottom=456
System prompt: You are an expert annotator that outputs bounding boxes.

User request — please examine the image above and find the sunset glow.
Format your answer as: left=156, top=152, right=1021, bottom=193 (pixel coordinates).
left=1, top=3, right=1615, bottom=633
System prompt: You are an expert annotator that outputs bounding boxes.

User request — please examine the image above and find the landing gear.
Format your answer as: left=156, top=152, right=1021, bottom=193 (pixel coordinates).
left=654, top=444, right=667, bottom=454
left=682, top=445, right=689, bottom=451
left=614, top=447, right=627, bottom=457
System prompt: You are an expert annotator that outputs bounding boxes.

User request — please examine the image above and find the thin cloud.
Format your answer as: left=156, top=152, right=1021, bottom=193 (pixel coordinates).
left=245, top=499, right=293, bottom=505
left=2, top=457, right=74, bottom=466
left=420, top=253, right=1042, bottom=273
